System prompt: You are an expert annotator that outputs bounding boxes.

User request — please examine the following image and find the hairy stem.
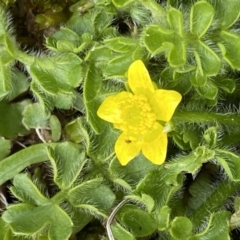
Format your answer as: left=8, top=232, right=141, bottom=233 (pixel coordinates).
left=173, top=111, right=240, bottom=127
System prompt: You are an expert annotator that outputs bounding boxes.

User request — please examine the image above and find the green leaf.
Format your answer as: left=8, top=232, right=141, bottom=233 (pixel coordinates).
left=0, top=99, right=30, bottom=138
left=4, top=35, right=15, bottom=57
left=2, top=203, right=73, bottom=240
left=67, top=178, right=116, bottom=215
left=143, top=25, right=174, bottom=55
left=196, top=41, right=221, bottom=76
left=190, top=71, right=207, bottom=87
left=230, top=197, right=240, bottom=228
left=104, top=37, right=140, bottom=53
left=136, top=167, right=183, bottom=207
left=120, top=207, right=158, bottom=237
left=84, top=64, right=102, bottom=103
left=30, top=62, right=61, bottom=95
left=69, top=0, right=95, bottom=12
left=195, top=80, right=218, bottom=100
left=46, top=27, right=80, bottom=51
left=170, top=216, right=192, bottom=239
left=190, top=1, right=214, bottom=38
left=93, top=10, right=114, bottom=37
left=126, top=194, right=155, bottom=213
left=30, top=53, right=82, bottom=94
left=112, top=0, right=135, bottom=7
left=65, top=117, right=89, bottom=144
left=0, top=217, right=13, bottom=240
left=85, top=45, right=114, bottom=70
left=88, top=125, right=118, bottom=162
left=111, top=223, right=135, bottom=240
left=112, top=178, right=132, bottom=192
left=0, top=49, right=14, bottom=65
left=0, top=137, right=11, bottom=160
left=68, top=206, right=92, bottom=233
left=8, top=69, right=30, bottom=101
left=203, top=126, right=217, bottom=148
left=188, top=169, right=215, bottom=210
left=189, top=211, right=231, bottom=240
left=53, top=92, right=75, bottom=110
left=67, top=12, right=94, bottom=36
left=47, top=142, right=86, bottom=189
left=22, top=103, right=50, bottom=129
left=49, top=115, right=61, bottom=142
left=168, top=40, right=186, bottom=67
left=103, top=47, right=145, bottom=78
left=168, top=8, right=184, bottom=36
left=10, top=174, right=49, bottom=205
left=110, top=154, right=156, bottom=185
left=215, top=150, right=240, bottom=181
left=30, top=81, right=54, bottom=114
left=83, top=64, right=106, bottom=133
left=219, top=31, right=240, bottom=70
left=217, top=78, right=236, bottom=93
left=158, top=206, right=171, bottom=230
left=208, top=0, right=240, bottom=29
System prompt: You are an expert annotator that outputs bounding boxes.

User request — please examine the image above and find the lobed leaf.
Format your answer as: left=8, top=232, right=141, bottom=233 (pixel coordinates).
left=67, top=178, right=116, bottom=214
left=158, top=206, right=171, bottom=230
left=0, top=99, right=30, bottom=138
left=10, top=174, right=49, bottom=205
left=208, top=0, right=240, bottom=29
left=143, top=25, right=174, bottom=55
left=47, top=142, right=86, bottom=190
left=219, top=31, right=240, bottom=70
left=22, top=103, right=50, bottom=130
left=196, top=41, right=221, bottom=76
left=2, top=203, right=73, bottom=240
left=170, top=216, right=192, bottom=239
left=118, top=206, right=158, bottom=237
left=195, top=80, right=218, bottom=100
left=190, top=1, right=214, bottom=38
left=168, top=8, right=184, bottom=37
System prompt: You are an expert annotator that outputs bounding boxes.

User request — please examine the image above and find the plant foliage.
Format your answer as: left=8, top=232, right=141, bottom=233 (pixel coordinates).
left=1, top=0, right=240, bottom=239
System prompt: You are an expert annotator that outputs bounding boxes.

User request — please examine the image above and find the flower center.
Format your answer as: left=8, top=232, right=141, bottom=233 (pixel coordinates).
left=118, top=94, right=156, bottom=141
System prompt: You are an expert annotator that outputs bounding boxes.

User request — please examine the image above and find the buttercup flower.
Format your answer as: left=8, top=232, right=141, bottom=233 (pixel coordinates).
left=97, top=60, right=182, bottom=166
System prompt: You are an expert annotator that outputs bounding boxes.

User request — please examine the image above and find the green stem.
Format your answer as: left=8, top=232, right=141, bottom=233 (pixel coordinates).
left=173, top=111, right=240, bottom=127
left=51, top=190, right=68, bottom=204
left=15, top=49, right=35, bottom=66
left=0, top=143, right=56, bottom=185
left=188, top=179, right=240, bottom=228
left=141, top=0, right=167, bottom=24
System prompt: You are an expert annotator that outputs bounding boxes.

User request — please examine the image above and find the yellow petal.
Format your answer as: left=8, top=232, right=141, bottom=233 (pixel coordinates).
left=142, top=131, right=168, bottom=165
left=97, top=91, right=132, bottom=123
left=144, top=122, right=163, bottom=143
left=128, top=60, right=155, bottom=99
left=115, top=132, right=142, bottom=166
left=150, top=89, right=182, bottom=122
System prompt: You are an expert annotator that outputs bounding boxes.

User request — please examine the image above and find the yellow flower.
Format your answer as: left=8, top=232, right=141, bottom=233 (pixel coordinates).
left=97, top=60, right=182, bottom=166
